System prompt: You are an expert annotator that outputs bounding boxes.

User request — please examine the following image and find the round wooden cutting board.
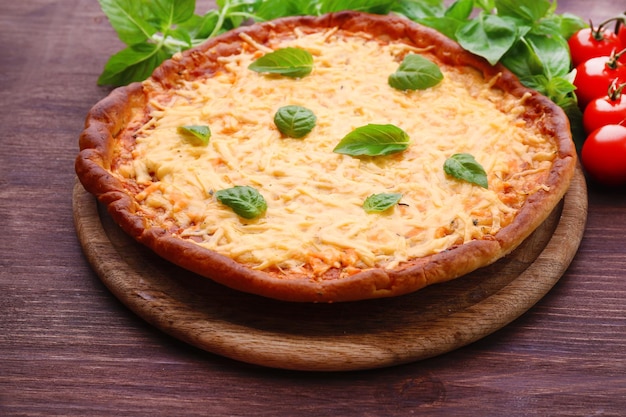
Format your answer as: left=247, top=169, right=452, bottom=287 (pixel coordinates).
left=73, top=168, right=587, bottom=372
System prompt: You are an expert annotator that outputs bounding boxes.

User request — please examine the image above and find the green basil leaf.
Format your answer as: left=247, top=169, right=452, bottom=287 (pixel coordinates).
left=167, top=27, right=193, bottom=49
left=248, top=47, right=314, bottom=78
left=274, top=106, right=317, bottom=138
left=444, top=0, right=474, bottom=21
left=214, top=0, right=261, bottom=31
left=215, top=186, right=267, bottom=219
left=254, top=0, right=315, bottom=21
left=474, top=0, right=495, bottom=11
left=319, top=0, right=396, bottom=14
left=494, top=0, right=551, bottom=23
left=391, top=0, right=445, bottom=20
left=179, top=11, right=220, bottom=41
left=455, top=12, right=518, bottom=65
left=501, top=37, right=544, bottom=80
left=333, top=124, right=410, bottom=157
left=98, top=0, right=157, bottom=46
left=388, top=54, right=443, bottom=91
left=97, top=43, right=169, bottom=86
left=444, top=153, right=488, bottom=188
left=501, top=34, right=572, bottom=100
left=525, top=34, right=571, bottom=78
left=555, top=13, right=587, bottom=40
left=363, top=193, right=403, bottom=213
left=546, top=76, right=577, bottom=102
left=530, top=15, right=562, bottom=37
left=178, top=125, right=211, bottom=146
left=149, top=0, right=195, bottom=30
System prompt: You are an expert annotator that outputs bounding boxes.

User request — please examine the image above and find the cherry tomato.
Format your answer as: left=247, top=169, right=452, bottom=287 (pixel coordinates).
left=568, top=26, right=623, bottom=68
left=617, top=21, right=626, bottom=64
left=583, top=81, right=626, bottom=134
left=573, top=54, right=626, bottom=109
left=617, top=19, right=626, bottom=47
left=581, top=124, right=626, bottom=186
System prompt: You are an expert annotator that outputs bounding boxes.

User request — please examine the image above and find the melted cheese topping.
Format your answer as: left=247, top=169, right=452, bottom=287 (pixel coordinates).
left=113, top=28, right=556, bottom=279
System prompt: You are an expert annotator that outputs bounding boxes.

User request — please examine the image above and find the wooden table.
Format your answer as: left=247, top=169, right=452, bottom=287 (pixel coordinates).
left=2, top=1, right=625, bottom=415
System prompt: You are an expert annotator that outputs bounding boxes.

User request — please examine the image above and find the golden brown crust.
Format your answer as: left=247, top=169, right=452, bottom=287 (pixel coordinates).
left=76, top=11, right=576, bottom=302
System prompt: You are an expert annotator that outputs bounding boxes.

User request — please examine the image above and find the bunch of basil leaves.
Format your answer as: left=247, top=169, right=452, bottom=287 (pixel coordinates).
left=97, top=0, right=586, bottom=139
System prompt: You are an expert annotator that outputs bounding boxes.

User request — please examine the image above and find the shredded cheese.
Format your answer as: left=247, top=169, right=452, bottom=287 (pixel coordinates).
left=114, top=28, right=556, bottom=278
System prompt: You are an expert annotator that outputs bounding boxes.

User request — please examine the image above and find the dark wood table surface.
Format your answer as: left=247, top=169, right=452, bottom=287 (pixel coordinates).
left=2, top=1, right=626, bottom=415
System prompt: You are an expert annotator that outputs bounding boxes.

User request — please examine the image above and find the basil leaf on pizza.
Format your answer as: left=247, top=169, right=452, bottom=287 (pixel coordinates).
left=274, top=105, right=317, bottom=138
left=444, top=153, right=489, bottom=188
left=388, top=54, right=444, bottom=91
left=177, top=125, right=211, bottom=145
left=363, top=193, right=403, bottom=213
left=333, top=124, right=410, bottom=156
left=215, top=186, right=267, bottom=219
left=248, top=47, right=314, bottom=78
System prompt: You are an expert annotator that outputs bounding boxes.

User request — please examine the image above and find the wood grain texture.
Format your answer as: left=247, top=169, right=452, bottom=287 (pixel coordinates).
left=2, top=0, right=626, bottom=416
left=72, top=169, right=587, bottom=371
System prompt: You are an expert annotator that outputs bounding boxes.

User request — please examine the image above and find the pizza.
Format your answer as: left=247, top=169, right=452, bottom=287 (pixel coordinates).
left=76, top=11, right=577, bottom=302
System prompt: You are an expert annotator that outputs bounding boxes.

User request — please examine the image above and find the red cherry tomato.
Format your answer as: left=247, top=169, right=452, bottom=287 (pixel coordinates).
left=574, top=54, right=626, bottom=109
left=581, top=124, right=626, bottom=186
left=568, top=26, right=623, bottom=67
left=617, top=22, right=626, bottom=64
left=583, top=81, right=626, bottom=134
left=617, top=20, right=626, bottom=47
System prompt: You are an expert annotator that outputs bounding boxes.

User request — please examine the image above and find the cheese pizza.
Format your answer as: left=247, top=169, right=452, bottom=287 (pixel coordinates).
left=76, top=11, right=577, bottom=302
